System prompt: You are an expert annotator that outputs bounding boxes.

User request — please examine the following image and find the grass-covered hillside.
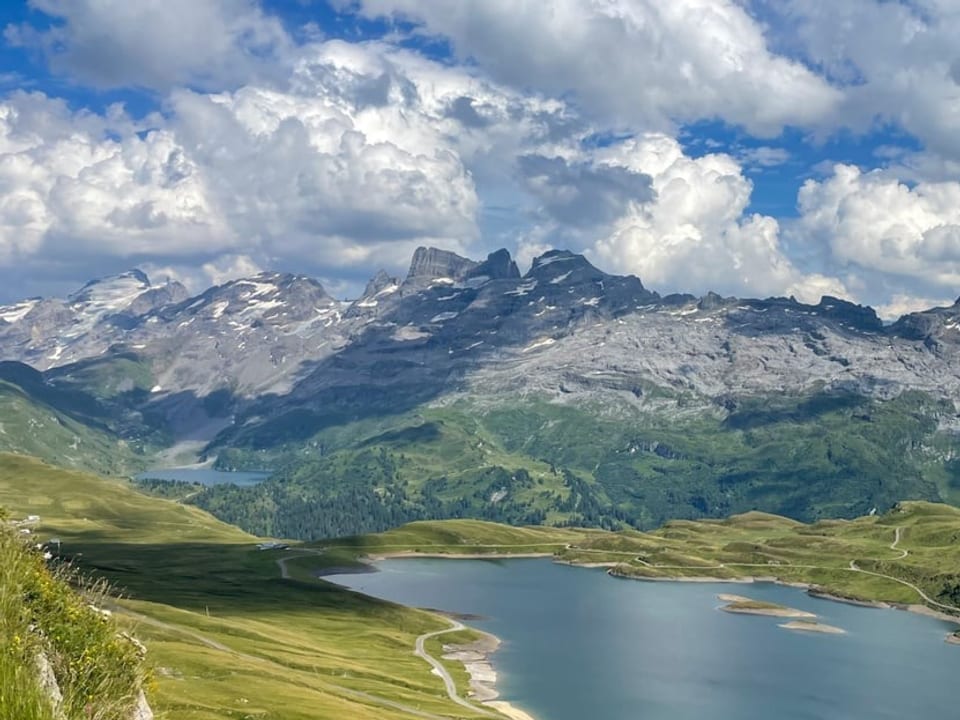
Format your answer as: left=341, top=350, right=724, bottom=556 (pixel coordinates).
left=198, top=389, right=960, bottom=539
left=0, top=454, right=520, bottom=720
left=283, top=502, right=960, bottom=620
left=0, top=361, right=155, bottom=476
left=0, top=510, right=148, bottom=720
left=553, top=501, right=960, bottom=611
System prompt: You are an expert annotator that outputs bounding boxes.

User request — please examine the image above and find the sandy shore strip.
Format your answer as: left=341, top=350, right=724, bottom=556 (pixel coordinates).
left=717, top=593, right=760, bottom=603
left=904, top=603, right=960, bottom=625
left=485, top=700, right=539, bottom=720
left=439, top=631, right=542, bottom=719
left=806, top=589, right=891, bottom=609
left=314, top=564, right=378, bottom=578
left=717, top=594, right=818, bottom=618
left=779, top=620, right=846, bottom=635
left=441, top=632, right=500, bottom=702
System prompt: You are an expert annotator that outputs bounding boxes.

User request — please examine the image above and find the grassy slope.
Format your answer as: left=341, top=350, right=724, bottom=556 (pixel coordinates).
left=0, top=382, right=143, bottom=477
left=321, top=505, right=960, bottom=614
left=1, top=521, right=56, bottom=720
left=0, top=518, right=146, bottom=720
left=556, top=503, right=960, bottom=610
left=0, top=360, right=153, bottom=476
left=4, top=452, right=957, bottom=718
left=202, top=390, right=960, bottom=539
left=0, top=454, right=513, bottom=720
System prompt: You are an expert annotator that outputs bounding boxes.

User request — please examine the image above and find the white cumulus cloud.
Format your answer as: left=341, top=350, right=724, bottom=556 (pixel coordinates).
left=6, top=0, right=291, bottom=91
left=579, top=134, right=848, bottom=301
left=763, top=0, right=960, bottom=160
left=343, top=0, right=841, bottom=135
left=795, top=164, right=960, bottom=292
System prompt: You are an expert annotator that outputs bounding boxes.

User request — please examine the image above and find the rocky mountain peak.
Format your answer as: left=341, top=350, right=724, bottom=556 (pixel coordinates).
left=124, top=281, right=190, bottom=318
left=68, top=269, right=152, bottom=306
left=405, top=247, right=478, bottom=287
left=363, top=270, right=400, bottom=298
left=698, top=291, right=733, bottom=311
left=526, top=249, right=607, bottom=282
left=814, top=296, right=883, bottom=332
left=466, top=249, right=521, bottom=282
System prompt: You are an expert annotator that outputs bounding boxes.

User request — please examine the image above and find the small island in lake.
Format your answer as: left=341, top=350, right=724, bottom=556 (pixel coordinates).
left=779, top=620, right=847, bottom=635
left=947, top=632, right=960, bottom=645
left=718, top=594, right=817, bottom=618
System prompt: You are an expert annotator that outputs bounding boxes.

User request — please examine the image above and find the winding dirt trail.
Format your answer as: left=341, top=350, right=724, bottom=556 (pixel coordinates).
left=276, top=548, right=327, bottom=579
left=890, top=526, right=908, bottom=559
left=414, top=619, right=500, bottom=718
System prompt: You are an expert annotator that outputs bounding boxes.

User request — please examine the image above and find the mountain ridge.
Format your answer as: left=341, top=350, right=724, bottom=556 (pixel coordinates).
left=1, top=246, right=959, bottom=536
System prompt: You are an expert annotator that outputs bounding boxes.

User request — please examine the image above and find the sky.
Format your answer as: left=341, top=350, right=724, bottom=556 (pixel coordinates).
left=0, top=1, right=959, bottom=318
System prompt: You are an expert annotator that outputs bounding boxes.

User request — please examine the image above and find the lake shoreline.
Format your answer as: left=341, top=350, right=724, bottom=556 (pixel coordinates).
left=437, top=626, right=542, bottom=720
left=337, top=552, right=960, bottom=635
left=320, top=551, right=960, bottom=720
left=367, top=551, right=555, bottom=561
left=608, top=567, right=960, bottom=631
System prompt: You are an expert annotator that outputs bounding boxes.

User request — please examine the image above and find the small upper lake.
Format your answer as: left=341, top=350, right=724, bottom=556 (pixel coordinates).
left=327, top=558, right=960, bottom=720
left=134, top=467, right=271, bottom=487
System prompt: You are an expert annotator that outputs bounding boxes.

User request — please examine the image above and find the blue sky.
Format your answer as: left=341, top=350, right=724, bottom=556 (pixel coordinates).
left=0, top=0, right=958, bottom=317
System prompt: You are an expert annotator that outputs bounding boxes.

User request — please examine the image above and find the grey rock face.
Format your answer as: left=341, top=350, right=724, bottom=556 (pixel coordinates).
left=0, top=270, right=187, bottom=369
left=34, top=651, right=64, bottom=719
left=130, top=689, right=154, bottom=720
left=404, top=247, right=478, bottom=288
left=0, top=247, right=958, bottom=449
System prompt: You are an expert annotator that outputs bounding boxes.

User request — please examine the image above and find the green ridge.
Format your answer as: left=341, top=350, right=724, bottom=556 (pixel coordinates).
left=198, top=390, right=959, bottom=539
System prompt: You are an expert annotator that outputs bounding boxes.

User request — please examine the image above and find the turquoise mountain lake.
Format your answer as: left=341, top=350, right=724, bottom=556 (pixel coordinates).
left=134, top=468, right=271, bottom=486
left=327, top=558, right=960, bottom=720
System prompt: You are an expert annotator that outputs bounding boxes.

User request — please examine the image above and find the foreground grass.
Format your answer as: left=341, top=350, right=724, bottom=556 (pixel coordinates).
left=0, top=513, right=146, bottom=720
left=0, top=517, right=56, bottom=720
left=0, top=454, right=504, bottom=720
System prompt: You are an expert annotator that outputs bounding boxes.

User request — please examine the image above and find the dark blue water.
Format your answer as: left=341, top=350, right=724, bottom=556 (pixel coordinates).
left=327, top=558, right=960, bottom=720
left=134, top=468, right=271, bottom=487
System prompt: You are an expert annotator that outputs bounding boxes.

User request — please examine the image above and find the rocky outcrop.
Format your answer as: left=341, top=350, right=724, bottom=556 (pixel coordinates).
left=404, top=246, right=478, bottom=287
left=467, top=248, right=521, bottom=282
left=130, top=689, right=154, bottom=720
left=35, top=651, right=65, bottom=719
left=363, top=270, right=399, bottom=298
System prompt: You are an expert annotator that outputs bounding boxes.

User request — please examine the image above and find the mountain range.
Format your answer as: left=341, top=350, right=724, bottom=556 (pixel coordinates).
left=2, top=247, right=959, bottom=538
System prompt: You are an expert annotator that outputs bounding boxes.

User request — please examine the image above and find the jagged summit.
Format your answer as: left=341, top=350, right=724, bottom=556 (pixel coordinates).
left=814, top=296, right=882, bottom=331
left=469, top=248, right=521, bottom=282
left=0, top=244, right=956, bottom=412
left=526, top=249, right=640, bottom=286
left=68, top=269, right=152, bottom=304
left=363, top=270, right=399, bottom=298
left=405, top=247, right=478, bottom=286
